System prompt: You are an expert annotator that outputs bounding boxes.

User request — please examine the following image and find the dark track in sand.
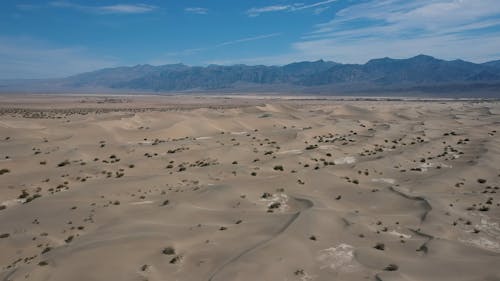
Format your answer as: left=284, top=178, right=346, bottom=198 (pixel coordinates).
left=1, top=268, right=17, bottom=281
left=388, top=186, right=432, bottom=222
left=207, top=196, right=313, bottom=281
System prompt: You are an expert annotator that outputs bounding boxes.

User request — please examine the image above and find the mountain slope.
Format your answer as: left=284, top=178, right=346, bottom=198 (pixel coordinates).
left=2, top=55, right=500, bottom=96
left=483, top=60, right=500, bottom=69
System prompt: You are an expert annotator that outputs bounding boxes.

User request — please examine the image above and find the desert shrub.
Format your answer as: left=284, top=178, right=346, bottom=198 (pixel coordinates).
left=374, top=243, right=385, bottom=250
left=65, top=235, right=74, bottom=243
left=162, top=246, right=175, bottom=255
left=384, top=264, right=398, bottom=271
left=0, top=168, right=10, bottom=175
left=41, top=247, right=52, bottom=254
left=169, top=255, right=182, bottom=264
left=57, top=160, right=70, bottom=167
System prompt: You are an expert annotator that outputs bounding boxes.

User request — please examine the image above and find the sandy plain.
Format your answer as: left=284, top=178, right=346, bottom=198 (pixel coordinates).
left=0, top=95, right=499, bottom=281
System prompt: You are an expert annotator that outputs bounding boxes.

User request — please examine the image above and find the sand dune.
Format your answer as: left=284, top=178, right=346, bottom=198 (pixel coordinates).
left=0, top=95, right=499, bottom=281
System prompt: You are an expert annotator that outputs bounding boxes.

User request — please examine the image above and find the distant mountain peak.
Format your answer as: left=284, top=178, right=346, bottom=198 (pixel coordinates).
left=3, top=55, right=499, bottom=97
left=366, top=57, right=393, bottom=64
left=412, top=54, right=436, bottom=60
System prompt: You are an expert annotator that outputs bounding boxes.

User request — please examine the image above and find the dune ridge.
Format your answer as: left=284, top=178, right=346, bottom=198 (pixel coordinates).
left=0, top=95, right=499, bottom=281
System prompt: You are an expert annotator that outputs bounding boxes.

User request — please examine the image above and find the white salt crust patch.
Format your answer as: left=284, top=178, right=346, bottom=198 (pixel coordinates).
left=388, top=230, right=412, bottom=239
left=462, top=237, right=500, bottom=252
left=317, top=244, right=360, bottom=273
left=371, top=178, right=396, bottom=184
left=299, top=272, right=316, bottom=281
left=474, top=215, right=500, bottom=236
left=1, top=198, right=26, bottom=207
left=417, top=162, right=452, bottom=172
left=277, top=149, right=303, bottom=155
left=319, top=145, right=336, bottom=150
left=333, top=156, right=356, bottom=165
left=459, top=213, right=500, bottom=252
left=130, top=201, right=155, bottom=205
left=418, top=162, right=433, bottom=172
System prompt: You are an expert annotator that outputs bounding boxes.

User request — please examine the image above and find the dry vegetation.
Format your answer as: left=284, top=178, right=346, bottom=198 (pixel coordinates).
left=0, top=95, right=499, bottom=281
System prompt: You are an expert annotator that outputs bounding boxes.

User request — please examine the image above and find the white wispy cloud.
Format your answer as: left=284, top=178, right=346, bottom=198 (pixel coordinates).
left=294, top=0, right=338, bottom=11
left=99, top=4, right=155, bottom=14
left=292, top=33, right=500, bottom=63
left=211, top=0, right=500, bottom=65
left=152, top=33, right=283, bottom=65
left=247, top=0, right=337, bottom=17
left=289, top=0, right=500, bottom=63
left=49, top=1, right=156, bottom=14
left=313, top=0, right=500, bottom=35
left=247, top=5, right=291, bottom=16
left=313, top=6, right=330, bottom=15
left=185, top=7, right=208, bottom=15
left=0, top=37, right=118, bottom=79
left=217, top=33, right=282, bottom=47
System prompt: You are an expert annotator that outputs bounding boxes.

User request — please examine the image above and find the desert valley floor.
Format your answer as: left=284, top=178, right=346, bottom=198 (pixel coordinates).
left=0, top=95, right=499, bottom=281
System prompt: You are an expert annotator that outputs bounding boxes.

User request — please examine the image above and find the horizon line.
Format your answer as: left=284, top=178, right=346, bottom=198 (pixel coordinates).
left=1, top=54, right=499, bottom=81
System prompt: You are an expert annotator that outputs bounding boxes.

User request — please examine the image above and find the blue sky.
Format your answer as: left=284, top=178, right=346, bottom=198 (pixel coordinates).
left=1, top=0, right=500, bottom=78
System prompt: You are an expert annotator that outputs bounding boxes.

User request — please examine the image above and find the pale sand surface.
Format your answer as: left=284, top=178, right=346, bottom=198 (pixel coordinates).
left=0, top=95, right=499, bottom=281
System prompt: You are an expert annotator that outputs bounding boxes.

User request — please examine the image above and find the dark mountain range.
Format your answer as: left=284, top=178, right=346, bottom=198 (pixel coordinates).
left=482, top=59, right=500, bottom=69
left=2, top=55, right=500, bottom=97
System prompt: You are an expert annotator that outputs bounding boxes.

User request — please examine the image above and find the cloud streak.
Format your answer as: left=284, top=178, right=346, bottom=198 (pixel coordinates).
left=49, top=1, right=156, bottom=14
left=247, top=0, right=337, bottom=17
left=212, top=0, right=500, bottom=65
left=217, top=33, right=282, bottom=47
left=290, top=0, right=500, bottom=63
left=152, top=33, right=283, bottom=65
left=185, top=7, right=208, bottom=15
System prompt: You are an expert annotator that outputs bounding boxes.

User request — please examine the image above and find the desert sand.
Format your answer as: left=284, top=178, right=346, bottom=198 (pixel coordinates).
left=0, top=95, right=499, bottom=281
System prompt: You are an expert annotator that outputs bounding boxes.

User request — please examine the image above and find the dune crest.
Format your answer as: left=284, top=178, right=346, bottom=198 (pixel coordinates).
left=0, top=95, right=499, bottom=281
